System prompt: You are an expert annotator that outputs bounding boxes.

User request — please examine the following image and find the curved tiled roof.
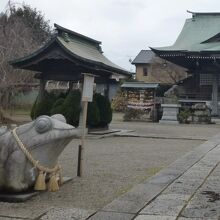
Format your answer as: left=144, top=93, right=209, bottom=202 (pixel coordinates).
left=152, top=11, right=220, bottom=53
left=10, top=24, right=131, bottom=77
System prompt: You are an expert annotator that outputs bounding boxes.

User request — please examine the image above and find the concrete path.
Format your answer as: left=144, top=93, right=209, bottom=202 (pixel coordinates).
left=88, top=132, right=220, bottom=220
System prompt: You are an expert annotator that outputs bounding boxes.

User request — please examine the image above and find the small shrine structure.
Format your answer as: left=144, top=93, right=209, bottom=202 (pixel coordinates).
left=10, top=24, right=131, bottom=100
left=151, top=11, right=220, bottom=116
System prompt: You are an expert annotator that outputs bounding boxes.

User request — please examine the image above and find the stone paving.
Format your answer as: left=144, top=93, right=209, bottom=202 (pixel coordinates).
left=89, top=132, right=220, bottom=220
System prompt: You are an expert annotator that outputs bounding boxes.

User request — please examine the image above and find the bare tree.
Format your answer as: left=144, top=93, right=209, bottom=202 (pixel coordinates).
left=150, top=56, right=187, bottom=84
left=0, top=1, right=52, bottom=116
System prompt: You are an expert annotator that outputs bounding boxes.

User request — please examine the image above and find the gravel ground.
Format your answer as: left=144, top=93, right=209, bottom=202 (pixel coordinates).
left=58, top=137, right=202, bottom=210
left=5, top=136, right=202, bottom=215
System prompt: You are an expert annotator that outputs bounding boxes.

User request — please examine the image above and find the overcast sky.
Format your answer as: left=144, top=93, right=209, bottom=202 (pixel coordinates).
left=1, top=0, right=220, bottom=71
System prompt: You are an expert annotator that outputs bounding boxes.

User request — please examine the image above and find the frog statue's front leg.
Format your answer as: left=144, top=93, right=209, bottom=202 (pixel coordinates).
left=4, top=149, right=34, bottom=192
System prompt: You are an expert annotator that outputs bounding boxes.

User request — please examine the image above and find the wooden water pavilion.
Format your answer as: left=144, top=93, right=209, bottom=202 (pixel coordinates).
left=10, top=23, right=131, bottom=100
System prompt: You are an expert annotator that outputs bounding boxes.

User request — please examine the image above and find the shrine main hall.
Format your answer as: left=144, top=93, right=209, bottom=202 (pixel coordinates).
left=152, top=11, right=220, bottom=116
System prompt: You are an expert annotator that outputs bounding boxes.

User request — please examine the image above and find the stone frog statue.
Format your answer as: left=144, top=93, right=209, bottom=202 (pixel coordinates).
left=0, top=114, right=79, bottom=193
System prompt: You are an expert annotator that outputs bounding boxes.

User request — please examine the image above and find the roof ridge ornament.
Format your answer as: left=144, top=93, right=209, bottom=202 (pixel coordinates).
left=187, top=10, right=195, bottom=14
left=62, top=32, right=70, bottom=43
left=54, top=23, right=101, bottom=45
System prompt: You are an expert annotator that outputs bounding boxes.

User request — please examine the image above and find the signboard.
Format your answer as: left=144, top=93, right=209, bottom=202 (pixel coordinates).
left=82, top=74, right=95, bottom=102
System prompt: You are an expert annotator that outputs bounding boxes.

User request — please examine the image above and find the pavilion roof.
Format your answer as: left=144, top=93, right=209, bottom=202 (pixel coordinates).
left=10, top=24, right=131, bottom=80
left=121, top=82, right=159, bottom=89
left=55, top=24, right=127, bottom=72
left=151, top=11, right=220, bottom=54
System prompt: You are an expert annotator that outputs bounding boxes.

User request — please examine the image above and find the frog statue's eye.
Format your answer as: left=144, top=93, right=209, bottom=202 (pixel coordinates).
left=35, top=116, right=52, bottom=133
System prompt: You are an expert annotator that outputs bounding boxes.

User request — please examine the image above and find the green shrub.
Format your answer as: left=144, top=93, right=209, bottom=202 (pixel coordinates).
left=58, top=92, right=68, bottom=99
left=30, top=92, right=57, bottom=119
left=94, top=93, right=112, bottom=127
left=31, top=90, right=112, bottom=128
left=178, top=108, right=191, bottom=123
left=61, top=90, right=81, bottom=127
left=50, top=98, right=65, bottom=115
left=87, top=100, right=100, bottom=127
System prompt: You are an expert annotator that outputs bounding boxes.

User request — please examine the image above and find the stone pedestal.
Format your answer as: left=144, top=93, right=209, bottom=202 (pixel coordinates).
left=159, top=104, right=180, bottom=124
left=0, top=177, right=72, bottom=202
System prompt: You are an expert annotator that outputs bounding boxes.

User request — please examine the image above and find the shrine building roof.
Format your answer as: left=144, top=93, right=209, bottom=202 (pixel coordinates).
left=151, top=11, right=220, bottom=55
left=10, top=24, right=131, bottom=80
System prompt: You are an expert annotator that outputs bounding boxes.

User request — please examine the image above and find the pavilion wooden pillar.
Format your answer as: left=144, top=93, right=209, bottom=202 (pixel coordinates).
left=105, top=80, right=110, bottom=100
left=212, top=73, right=219, bottom=116
left=38, top=79, right=47, bottom=103
left=68, top=81, right=74, bottom=91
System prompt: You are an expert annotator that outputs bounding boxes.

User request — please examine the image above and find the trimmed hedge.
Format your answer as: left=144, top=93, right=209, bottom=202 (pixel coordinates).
left=31, top=92, right=57, bottom=119
left=87, top=101, right=100, bottom=127
left=94, top=93, right=112, bottom=127
left=30, top=90, right=112, bottom=128
left=50, top=98, right=65, bottom=115
left=61, top=90, right=81, bottom=127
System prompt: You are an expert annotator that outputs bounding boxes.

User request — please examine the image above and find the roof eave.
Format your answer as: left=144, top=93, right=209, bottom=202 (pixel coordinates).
left=121, top=82, right=159, bottom=89
left=9, top=36, right=57, bottom=67
left=9, top=36, right=131, bottom=77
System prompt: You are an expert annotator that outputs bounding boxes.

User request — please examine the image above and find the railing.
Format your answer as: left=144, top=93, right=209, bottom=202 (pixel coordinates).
left=179, top=93, right=212, bottom=101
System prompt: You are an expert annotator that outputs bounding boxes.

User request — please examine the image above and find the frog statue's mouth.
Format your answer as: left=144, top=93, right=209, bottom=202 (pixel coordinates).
left=30, top=136, right=74, bottom=168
